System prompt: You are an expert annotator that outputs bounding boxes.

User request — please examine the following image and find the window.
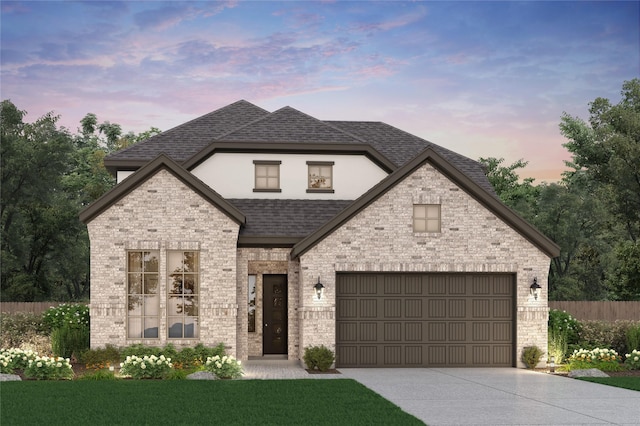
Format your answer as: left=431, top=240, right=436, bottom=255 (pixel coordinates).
left=127, top=251, right=160, bottom=339
left=254, top=160, right=281, bottom=192
left=413, top=204, right=441, bottom=232
left=307, top=161, right=334, bottom=193
left=167, top=251, right=199, bottom=338
left=248, top=275, right=256, bottom=332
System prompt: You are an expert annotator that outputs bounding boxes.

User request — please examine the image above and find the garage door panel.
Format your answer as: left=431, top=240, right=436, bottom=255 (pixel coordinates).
left=336, top=273, right=514, bottom=367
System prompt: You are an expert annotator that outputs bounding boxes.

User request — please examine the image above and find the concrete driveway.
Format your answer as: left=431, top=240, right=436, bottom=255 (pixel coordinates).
left=339, top=368, right=640, bottom=425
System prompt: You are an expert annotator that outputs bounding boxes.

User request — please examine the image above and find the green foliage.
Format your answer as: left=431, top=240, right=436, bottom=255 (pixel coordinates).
left=80, top=344, right=121, bottom=369
left=42, top=303, right=89, bottom=330
left=1, top=100, right=159, bottom=302
left=626, top=324, right=640, bottom=351
left=303, top=345, right=336, bottom=372
left=77, top=369, right=118, bottom=380
left=521, top=346, right=544, bottom=369
left=606, top=241, right=640, bottom=301
left=577, top=320, right=638, bottom=355
left=204, top=354, right=244, bottom=379
left=51, top=324, right=90, bottom=359
left=0, top=348, right=38, bottom=373
left=566, top=348, right=624, bottom=372
left=119, top=354, right=173, bottom=379
left=24, top=355, right=74, bottom=380
left=625, top=349, right=640, bottom=370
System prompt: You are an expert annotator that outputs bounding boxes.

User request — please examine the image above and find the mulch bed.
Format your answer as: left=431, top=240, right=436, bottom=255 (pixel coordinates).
left=306, top=369, right=341, bottom=374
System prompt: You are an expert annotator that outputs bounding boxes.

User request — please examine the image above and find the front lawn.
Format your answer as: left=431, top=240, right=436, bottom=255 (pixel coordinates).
left=577, top=377, right=640, bottom=392
left=0, top=379, right=424, bottom=425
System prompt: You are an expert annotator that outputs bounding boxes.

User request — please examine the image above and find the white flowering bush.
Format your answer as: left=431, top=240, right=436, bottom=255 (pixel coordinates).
left=24, top=355, right=73, bottom=380
left=567, top=347, right=623, bottom=371
left=0, top=348, right=38, bottom=373
left=205, top=354, right=243, bottom=379
left=624, top=349, right=640, bottom=370
left=119, top=354, right=173, bottom=379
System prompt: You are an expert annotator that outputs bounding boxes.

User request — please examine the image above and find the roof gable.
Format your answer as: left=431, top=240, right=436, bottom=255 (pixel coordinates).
left=290, top=147, right=560, bottom=259
left=79, top=154, right=246, bottom=225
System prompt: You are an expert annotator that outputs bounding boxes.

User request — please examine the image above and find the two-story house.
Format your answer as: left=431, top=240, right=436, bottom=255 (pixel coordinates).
left=80, top=100, right=559, bottom=368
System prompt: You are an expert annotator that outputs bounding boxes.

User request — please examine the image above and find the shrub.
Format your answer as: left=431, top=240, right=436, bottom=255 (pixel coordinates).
left=626, top=324, right=640, bottom=351
left=0, top=348, right=38, bottom=373
left=24, top=355, right=74, bottom=380
left=548, top=309, right=580, bottom=364
left=119, top=354, right=173, bottom=379
left=567, top=348, right=624, bottom=372
left=578, top=320, right=638, bottom=355
left=51, top=325, right=90, bottom=359
left=44, top=304, right=90, bottom=359
left=0, top=312, right=49, bottom=348
left=303, top=345, right=335, bottom=372
left=521, top=346, right=544, bottom=369
left=42, top=304, right=89, bottom=331
left=625, top=349, right=640, bottom=370
left=205, top=354, right=243, bottom=379
left=81, top=344, right=122, bottom=369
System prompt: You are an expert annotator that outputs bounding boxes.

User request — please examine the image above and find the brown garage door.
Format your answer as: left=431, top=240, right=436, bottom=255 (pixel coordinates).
left=336, top=273, right=515, bottom=367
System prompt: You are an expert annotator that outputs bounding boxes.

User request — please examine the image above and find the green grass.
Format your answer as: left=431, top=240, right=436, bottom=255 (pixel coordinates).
left=578, top=377, right=640, bottom=391
left=0, top=379, right=424, bottom=425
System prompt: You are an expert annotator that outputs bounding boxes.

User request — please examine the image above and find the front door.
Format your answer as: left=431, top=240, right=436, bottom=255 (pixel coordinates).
left=263, top=274, right=288, bottom=354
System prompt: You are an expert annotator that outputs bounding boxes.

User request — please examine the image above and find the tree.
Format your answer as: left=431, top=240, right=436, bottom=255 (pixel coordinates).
left=561, top=78, right=640, bottom=242
left=1, top=100, right=161, bottom=301
left=478, top=157, right=539, bottom=220
left=1, top=100, right=76, bottom=300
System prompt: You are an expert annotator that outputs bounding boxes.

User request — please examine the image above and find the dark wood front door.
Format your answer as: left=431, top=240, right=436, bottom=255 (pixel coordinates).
left=263, top=274, right=288, bottom=354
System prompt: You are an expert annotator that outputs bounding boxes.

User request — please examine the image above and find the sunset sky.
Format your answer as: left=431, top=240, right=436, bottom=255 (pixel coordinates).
left=2, top=1, right=638, bottom=181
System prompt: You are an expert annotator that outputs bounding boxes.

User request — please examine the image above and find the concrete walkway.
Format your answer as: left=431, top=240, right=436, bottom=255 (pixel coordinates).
left=242, top=361, right=640, bottom=425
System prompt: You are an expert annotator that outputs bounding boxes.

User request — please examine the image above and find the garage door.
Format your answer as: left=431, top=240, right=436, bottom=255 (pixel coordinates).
left=336, top=273, right=515, bottom=367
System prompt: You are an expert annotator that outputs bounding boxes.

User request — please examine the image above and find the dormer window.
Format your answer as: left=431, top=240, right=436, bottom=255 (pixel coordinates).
left=307, top=161, right=334, bottom=193
left=254, top=160, right=281, bottom=192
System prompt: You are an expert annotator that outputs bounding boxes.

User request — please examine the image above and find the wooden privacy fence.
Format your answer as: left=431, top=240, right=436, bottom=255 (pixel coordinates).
left=549, top=301, right=640, bottom=321
left=0, top=302, right=87, bottom=315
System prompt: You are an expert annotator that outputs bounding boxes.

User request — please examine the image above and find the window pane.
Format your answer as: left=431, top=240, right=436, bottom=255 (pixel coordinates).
left=168, top=296, right=182, bottom=316
left=128, top=252, right=142, bottom=272
left=167, top=251, right=183, bottom=273
left=128, top=296, right=142, bottom=315
left=144, top=274, right=158, bottom=294
left=144, top=294, right=159, bottom=316
left=184, top=252, right=198, bottom=272
left=248, top=275, right=256, bottom=332
left=128, top=317, right=142, bottom=338
left=184, top=296, right=198, bottom=316
left=426, top=219, right=440, bottom=232
left=143, top=252, right=159, bottom=272
left=168, top=318, right=183, bottom=338
left=414, top=219, right=427, bottom=232
left=184, top=317, right=198, bottom=338
left=144, top=318, right=159, bottom=338
left=426, top=205, right=440, bottom=219
left=266, top=176, right=278, bottom=188
left=128, top=274, right=142, bottom=294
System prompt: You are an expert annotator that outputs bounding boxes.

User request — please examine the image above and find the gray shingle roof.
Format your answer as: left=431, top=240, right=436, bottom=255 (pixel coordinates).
left=105, top=100, right=269, bottom=164
left=218, top=107, right=365, bottom=144
left=328, top=121, right=495, bottom=195
left=228, top=199, right=353, bottom=238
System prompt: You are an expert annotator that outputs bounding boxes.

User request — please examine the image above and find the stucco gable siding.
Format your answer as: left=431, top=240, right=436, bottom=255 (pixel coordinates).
left=88, top=169, right=240, bottom=351
left=298, top=162, right=550, bottom=366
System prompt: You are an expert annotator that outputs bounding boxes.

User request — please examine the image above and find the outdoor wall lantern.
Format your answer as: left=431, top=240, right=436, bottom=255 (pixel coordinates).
left=313, top=277, right=325, bottom=300
left=530, top=277, right=542, bottom=300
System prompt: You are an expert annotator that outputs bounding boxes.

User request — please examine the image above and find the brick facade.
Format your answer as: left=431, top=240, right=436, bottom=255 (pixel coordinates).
left=88, top=162, right=551, bottom=368
left=298, top=163, right=550, bottom=368
left=87, top=169, right=240, bottom=353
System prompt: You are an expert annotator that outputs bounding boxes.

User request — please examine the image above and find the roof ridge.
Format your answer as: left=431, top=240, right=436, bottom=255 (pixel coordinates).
left=107, top=100, right=268, bottom=158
